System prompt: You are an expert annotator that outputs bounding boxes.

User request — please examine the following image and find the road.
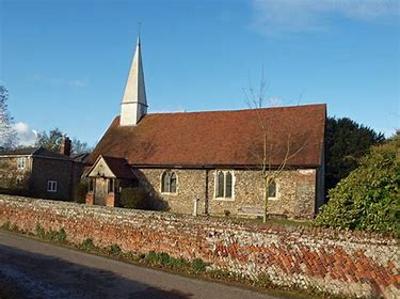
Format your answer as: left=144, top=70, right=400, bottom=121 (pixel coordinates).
left=0, top=231, right=284, bottom=299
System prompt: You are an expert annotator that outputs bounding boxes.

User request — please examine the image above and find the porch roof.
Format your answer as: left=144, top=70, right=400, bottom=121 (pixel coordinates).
left=87, top=155, right=136, bottom=179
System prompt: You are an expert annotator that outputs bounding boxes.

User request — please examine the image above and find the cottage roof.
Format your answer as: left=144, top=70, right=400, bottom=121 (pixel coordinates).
left=90, top=104, right=326, bottom=168
left=0, top=147, right=40, bottom=156
left=0, top=147, right=71, bottom=160
left=71, top=152, right=91, bottom=164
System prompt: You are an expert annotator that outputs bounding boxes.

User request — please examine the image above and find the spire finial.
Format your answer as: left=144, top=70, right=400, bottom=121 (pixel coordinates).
left=137, top=22, right=142, bottom=45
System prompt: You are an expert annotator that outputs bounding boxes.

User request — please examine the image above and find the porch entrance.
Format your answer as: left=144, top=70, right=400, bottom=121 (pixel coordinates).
left=94, top=178, right=108, bottom=206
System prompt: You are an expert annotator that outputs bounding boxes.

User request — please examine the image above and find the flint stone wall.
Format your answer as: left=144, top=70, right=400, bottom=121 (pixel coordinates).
left=136, top=168, right=318, bottom=219
left=0, top=195, right=398, bottom=299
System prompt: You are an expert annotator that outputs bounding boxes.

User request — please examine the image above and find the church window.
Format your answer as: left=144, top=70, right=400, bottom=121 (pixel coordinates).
left=268, top=180, right=277, bottom=199
left=161, top=171, right=177, bottom=193
left=215, top=171, right=234, bottom=199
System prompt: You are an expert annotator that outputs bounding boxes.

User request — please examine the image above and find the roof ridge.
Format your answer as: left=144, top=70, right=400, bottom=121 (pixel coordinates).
left=144, top=103, right=326, bottom=117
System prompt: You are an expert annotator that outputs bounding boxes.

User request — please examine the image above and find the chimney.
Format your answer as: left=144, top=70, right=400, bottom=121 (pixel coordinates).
left=60, top=137, right=71, bottom=156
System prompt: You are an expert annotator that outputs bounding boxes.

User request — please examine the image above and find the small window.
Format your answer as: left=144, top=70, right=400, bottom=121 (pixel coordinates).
left=268, top=180, right=277, bottom=198
left=108, top=179, right=114, bottom=193
left=215, top=171, right=234, bottom=199
left=47, top=180, right=57, bottom=193
left=17, top=157, right=26, bottom=170
left=161, top=171, right=177, bottom=193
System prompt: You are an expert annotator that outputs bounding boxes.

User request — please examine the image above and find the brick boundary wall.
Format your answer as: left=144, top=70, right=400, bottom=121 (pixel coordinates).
left=0, top=195, right=399, bottom=299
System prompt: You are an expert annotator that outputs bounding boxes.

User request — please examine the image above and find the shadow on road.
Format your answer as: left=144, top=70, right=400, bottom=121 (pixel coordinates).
left=0, top=244, right=193, bottom=299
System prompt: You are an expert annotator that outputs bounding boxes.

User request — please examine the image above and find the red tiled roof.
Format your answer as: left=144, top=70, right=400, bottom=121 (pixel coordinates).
left=89, top=104, right=326, bottom=168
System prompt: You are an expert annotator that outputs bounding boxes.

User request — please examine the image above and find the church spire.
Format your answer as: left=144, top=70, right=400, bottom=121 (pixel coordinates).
left=120, top=36, right=147, bottom=126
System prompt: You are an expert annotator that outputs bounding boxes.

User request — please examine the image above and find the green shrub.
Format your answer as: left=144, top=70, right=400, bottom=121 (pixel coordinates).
left=159, top=252, right=170, bottom=266
left=35, top=224, right=46, bottom=239
left=144, top=251, right=172, bottom=266
left=80, top=238, right=96, bottom=251
left=34, top=225, right=67, bottom=242
left=170, top=257, right=190, bottom=269
left=316, top=136, right=400, bottom=236
left=144, top=251, right=159, bottom=265
left=54, top=228, right=67, bottom=242
left=108, top=244, right=122, bottom=256
left=191, top=258, right=208, bottom=272
left=120, top=187, right=147, bottom=209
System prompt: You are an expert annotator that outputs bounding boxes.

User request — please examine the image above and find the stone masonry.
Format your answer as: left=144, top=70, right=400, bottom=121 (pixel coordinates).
left=137, top=168, right=317, bottom=219
left=0, top=195, right=398, bottom=299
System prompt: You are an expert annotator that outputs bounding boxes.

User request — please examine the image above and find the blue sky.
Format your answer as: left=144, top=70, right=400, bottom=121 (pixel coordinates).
left=1, top=0, right=399, bottom=147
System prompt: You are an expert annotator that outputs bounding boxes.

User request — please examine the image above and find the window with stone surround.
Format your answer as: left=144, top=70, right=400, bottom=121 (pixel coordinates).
left=47, top=180, right=57, bottom=193
left=161, top=171, right=177, bottom=193
left=214, top=170, right=234, bottom=199
left=17, top=157, right=26, bottom=170
left=268, top=180, right=278, bottom=199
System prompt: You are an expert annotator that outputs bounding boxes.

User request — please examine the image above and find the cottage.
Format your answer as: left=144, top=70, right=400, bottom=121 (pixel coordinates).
left=87, top=37, right=326, bottom=219
left=0, top=138, right=88, bottom=201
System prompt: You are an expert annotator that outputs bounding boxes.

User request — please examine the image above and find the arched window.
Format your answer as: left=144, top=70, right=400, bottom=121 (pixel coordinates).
left=225, top=172, right=232, bottom=198
left=217, top=171, right=225, bottom=197
left=161, top=171, right=177, bottom=193
left=170, top=172, right=177, bottom=193
left=215, top=171, right=234, bottom=199
left=268, top=180, right=277, bottom=198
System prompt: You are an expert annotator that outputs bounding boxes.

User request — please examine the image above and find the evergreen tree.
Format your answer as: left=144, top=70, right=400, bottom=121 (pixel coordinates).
left=317, top=135, right=400, bottom=236
left=325, top=117, right=384, bottom=195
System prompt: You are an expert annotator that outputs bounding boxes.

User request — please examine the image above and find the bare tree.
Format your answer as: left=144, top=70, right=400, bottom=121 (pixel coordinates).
left=0, top=86, right=18, bottom=149
left=244, top=74, right=307, bottom=223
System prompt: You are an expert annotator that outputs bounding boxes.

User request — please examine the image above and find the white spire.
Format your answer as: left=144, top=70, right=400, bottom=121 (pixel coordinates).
left=120, top=36, right=147, bottom=126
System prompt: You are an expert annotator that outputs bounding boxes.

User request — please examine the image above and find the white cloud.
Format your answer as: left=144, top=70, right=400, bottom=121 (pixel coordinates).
left=14, top=122, right=38, bottom=146
left=252, top=0, right=400, bottom=35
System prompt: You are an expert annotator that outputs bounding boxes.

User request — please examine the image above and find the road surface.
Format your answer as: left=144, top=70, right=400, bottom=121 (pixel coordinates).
left=0, top=231, right=284, bottom=299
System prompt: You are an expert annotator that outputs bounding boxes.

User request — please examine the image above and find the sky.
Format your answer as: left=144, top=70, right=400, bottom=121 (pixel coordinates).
left=1, top=0, right=399, bottom=147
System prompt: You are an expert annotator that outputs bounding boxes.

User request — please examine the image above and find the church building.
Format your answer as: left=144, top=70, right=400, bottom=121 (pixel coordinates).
left=86, top=37, right=326, bottom=219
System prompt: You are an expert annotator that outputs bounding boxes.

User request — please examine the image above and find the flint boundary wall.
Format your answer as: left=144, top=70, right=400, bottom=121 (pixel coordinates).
left=0, top=195, right=398, bottom=299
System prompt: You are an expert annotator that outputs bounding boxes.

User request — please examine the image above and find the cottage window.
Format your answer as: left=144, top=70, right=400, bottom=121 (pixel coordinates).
left=108, top=179, right=115, bottom=193
left=17, top=157, right=26, bottom=170
left=268, top=180, right=277, bottom=199
left=215, top=171, right=234, bottom=199
left=47, top=180, right=57, bottom=193
left=161, top=171, right=177, bottom=193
